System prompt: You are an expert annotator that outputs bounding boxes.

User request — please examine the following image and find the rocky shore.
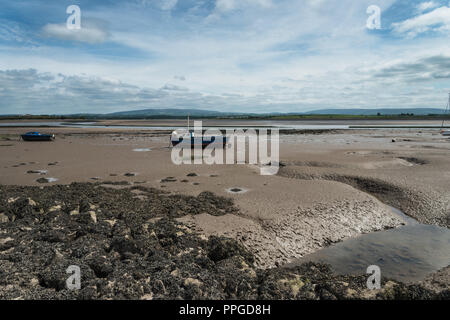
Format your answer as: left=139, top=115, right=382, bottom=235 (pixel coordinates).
left=0, top=183, right=447, bottom=300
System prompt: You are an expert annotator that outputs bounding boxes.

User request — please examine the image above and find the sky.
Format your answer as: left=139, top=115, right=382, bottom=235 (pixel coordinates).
left=0, top=0, right=450, bottom=114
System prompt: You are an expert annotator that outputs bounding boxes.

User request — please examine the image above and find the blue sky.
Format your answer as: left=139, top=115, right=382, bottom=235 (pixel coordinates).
left=0, top=0, right=450, bottom=114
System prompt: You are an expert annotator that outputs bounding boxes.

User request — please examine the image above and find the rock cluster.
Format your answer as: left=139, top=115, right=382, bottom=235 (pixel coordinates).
left=0, top=183, right=446, bottom=300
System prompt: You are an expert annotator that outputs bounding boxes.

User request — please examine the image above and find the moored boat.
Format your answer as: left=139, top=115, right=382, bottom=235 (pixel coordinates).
left=171, top=130, right=228, bottom=148
left=21, top=132, right=55, bottom=141
left=170, top=115, right=228, bottom=148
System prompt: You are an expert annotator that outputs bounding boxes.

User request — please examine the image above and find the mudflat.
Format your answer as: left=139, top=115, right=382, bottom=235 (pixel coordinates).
left=0, top=124, right=448, bottom=299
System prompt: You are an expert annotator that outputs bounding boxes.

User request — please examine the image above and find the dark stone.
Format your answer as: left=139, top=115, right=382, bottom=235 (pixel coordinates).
left=79, top=199, right=90, bottom=213
left=207, top=236, right=254, bottom=265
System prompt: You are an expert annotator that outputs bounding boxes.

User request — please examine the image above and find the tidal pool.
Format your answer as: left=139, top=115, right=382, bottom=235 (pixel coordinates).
left=291, top=207, right=450, bottom=283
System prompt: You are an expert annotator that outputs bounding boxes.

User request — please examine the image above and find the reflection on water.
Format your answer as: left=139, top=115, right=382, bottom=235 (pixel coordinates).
left=0, top=120, right=448, bottom=131
left=0, top=121, right=348, bottom=130
left=0, top=122, right=68, bottom=127
left=292, top=207, right=450, bottom=283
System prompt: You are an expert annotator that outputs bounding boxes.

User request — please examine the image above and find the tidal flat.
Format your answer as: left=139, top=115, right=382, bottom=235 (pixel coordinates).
left=0, top=121, right=449, bottom=299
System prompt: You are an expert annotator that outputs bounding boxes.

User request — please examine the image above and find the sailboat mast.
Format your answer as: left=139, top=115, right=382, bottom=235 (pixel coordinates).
left=442, top=93, right=450, bottom=130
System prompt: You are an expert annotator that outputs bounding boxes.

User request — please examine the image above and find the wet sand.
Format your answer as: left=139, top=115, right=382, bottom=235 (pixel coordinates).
left=0, top=124, right=449, bottom=298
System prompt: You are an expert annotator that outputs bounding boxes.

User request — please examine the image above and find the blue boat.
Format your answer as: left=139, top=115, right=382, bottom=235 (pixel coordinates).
left=21, top=132, right=55, bottom=141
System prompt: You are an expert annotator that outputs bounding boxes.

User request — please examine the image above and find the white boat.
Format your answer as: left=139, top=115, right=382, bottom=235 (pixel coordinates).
left=170, top=115, right=228, bottom=148
left=442, top=130, right=450, bottom=136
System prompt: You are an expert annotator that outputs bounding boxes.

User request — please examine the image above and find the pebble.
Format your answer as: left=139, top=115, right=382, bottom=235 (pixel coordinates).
left=0, top=213, right=9, bottom=224
left=88, top=211, right=97, bottom=224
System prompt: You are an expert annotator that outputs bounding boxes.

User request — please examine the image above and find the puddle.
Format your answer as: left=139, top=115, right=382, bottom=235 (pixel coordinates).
left=124, top=172, right=138, bottom=177
left=132, top=148, right=151, bottom=152
left=26, top=170, right=48, bottom=175
left=290, top=207, right=450, bottom=283
left=36, top=177, right=59, bottom=183
left=226, top=187, right=249, bottom=194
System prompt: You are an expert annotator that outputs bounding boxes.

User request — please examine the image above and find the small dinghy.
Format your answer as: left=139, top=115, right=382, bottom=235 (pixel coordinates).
left=21, top=132, right=55, bottom=141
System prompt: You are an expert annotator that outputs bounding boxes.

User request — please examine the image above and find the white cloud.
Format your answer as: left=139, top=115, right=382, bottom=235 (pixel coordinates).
left=214, top=0, right=272, bottom=13
left=140, top=0, right=178, bottom=10
left=392, top=6, right=450, bottom=38
left=215, top=0, right=234, bottom=12
left=161, top=83, right=189, bottom=91
left=0, top=23, right=24, bottom=42
left=2, top=0, right=449, bottom=114
left=137, top=0, right=178, bottom=10
left=2, top=51, right=448, bottom=114
left=42, top=23, right=109, bottom=44
left=372, top=55, right=450, bottom=81
left=305, top=0, right=328, bottom=9
left=0, top=19, right=36, bottom=46
left=416, top=1, right=439, bottom=13
left=160, top=0, right=178, bottom=11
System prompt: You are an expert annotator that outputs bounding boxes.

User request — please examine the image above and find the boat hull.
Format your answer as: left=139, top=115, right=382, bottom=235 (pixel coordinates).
left=171, top=136, right=229, bottom=148
left=21, top=134, right=55, bottom=141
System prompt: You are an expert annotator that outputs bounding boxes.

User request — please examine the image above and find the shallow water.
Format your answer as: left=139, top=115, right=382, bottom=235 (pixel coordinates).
left=291, top=207, right=450, bottom=283
left=0, top=121, right=348, bottom=130
left=226, top=187, right=249, bottom=194
left=27, top=169, right=48, bottom=175
left=0, top=122, right=68, bottom=127
left=1, top=121, right=447, bottom=130
left=37, top=177, right=59, bottom=183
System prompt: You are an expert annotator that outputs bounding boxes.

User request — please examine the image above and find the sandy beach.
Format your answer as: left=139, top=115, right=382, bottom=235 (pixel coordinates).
left=0, top=122, right=449, bottom=299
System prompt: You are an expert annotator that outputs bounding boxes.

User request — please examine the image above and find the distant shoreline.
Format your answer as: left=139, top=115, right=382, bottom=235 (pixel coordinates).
left=1, top=114, right=450, bottom=121
left=1, top=118, right=449, bottom=130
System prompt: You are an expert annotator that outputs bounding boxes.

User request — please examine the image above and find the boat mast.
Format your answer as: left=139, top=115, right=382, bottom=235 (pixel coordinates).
left=442, top=92, right=450, bottom=130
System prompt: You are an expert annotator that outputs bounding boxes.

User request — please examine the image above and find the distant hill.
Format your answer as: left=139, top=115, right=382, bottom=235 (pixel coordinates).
left=303, top=108, right=446, bottom=116
left=1, top=107, right=447, bottom=119
left=104, top=108, right=244, bottom=118
left=103, top=107, right=447, bottom=117
left=106, top=108, right=219, bottom=117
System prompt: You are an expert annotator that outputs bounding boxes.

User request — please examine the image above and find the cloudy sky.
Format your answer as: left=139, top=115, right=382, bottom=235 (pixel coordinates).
left=0, top=0, right=450, bottom=114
